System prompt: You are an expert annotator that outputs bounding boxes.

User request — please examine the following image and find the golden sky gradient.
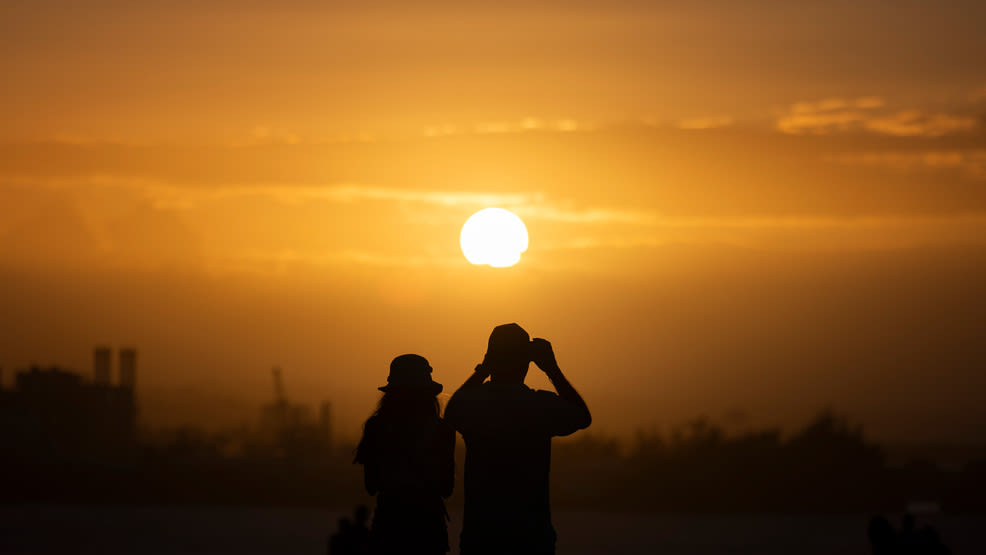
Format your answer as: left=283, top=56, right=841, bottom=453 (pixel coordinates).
left=1, top=0, right=985, bottom=441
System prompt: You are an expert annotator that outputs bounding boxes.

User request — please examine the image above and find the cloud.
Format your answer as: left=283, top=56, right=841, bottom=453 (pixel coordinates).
left=295, top=185, right=539, bottom=207
left=6, top=172, right=986, bottom=275
left=221, top=248, right=462, bottom=271
left=422, top=124, right=462, bottom=138
left=3, top=175, right=665, bottom=227
left=854, top=96, right=886, bottom=109
left=160, top=183, right=543, bottom=214
left=777, top=110, right=863, bottom=134
left=827, top=150, right=986, bottom=180
left=195, top=211, right=986, bottom=274
left=677, top=115, right=734, bottom=130
left=150, top=180, right=986, bottom=247
left=515, top=204, right=657, bottom=225
left=790, top=97, right=851, bottom=114
left=423, top=118, right=585, bottom=138
left=246, top=125, right=301, bottom=145
left=554, top=119, right=581, bottom=132
left=777, top=96, right=884, bottom=135
left=777, top=97, right=880, bottom=134
left=534, top=213, right=986, bottom=257
left=470, top=118, right=584, bottom=135
left=150, top=182, right=661, bottom=228
left=862, top=111, right=978, bottom=137
left=1, top=176, right=544, bottom=210
left=776, top=97, right=977, bottom=137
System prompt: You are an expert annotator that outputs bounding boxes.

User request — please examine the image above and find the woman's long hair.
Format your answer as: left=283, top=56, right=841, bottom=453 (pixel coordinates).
left=372, top=389, right=440, bottom=422
left=354, top=389, right=440, bottom=464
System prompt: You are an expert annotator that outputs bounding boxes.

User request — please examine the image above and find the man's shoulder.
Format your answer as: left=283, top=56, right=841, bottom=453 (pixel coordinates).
left=530, top=388, right=567, bottom=407
left=531, top=388, right=560, bottom=399
left=446, top=384, right=539, bottom=426
left=462, top=383, right=562, bottom=400
left=451, top=382, right=532, bottom=399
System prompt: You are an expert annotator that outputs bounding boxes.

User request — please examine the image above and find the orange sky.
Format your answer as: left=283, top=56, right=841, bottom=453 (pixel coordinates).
left=1, top=0, right=985, bottom=442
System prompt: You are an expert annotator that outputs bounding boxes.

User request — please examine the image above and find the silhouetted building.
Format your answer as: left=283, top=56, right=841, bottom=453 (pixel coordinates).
left=0, top=350, right=137, bottom=463
left=93, top=346, right=112, bottom=385
left=119, top=348, right=137, bottom=389
left=257, top=367, right=333, bottom=456
left=319, top=401, right=333, bottom=446
left=260, top=400, right=313, bottom=433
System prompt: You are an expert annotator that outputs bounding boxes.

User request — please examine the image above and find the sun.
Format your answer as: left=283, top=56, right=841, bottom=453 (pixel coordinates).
left=460, top=208, right=529, bottom=267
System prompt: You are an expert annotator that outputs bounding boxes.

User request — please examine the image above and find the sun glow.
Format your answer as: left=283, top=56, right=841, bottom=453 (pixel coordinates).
left=460, top=208, right=529, bottom=267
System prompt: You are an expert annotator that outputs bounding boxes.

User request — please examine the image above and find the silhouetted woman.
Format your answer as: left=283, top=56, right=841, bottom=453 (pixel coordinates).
left=355, top=354, right=455, bottom=555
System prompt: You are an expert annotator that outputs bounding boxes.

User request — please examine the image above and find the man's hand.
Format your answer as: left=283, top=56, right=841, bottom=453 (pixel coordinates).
left=459, top=362, right=491, bottom=389
left=473, top=361, right=492, bottom=380
left=531, top=338, right=560, bottom=374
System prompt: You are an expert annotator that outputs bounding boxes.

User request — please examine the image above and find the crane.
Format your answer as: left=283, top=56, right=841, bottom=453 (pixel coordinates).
left=271, top=366, right=287, bottom=408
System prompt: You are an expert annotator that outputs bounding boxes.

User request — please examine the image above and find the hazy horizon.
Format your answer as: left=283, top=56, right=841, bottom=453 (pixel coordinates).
left=3, top=240, right=984, bottom=445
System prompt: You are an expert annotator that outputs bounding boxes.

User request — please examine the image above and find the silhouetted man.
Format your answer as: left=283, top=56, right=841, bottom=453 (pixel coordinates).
left=444, top=323, right=591, bottom=555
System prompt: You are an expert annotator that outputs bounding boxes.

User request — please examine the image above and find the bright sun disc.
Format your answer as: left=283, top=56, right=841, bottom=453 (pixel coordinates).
left=460, top=208, right=529, bottom=267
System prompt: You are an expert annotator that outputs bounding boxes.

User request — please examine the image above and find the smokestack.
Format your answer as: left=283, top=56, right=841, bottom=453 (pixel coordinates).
left=93, top=346, right=112, bottom=385
left=319, top=401, right=332, bottom=446
left=119, top=348, right=137, bottom=389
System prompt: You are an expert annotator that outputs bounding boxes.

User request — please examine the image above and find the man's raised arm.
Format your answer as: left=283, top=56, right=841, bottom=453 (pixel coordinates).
left=531, top=338, right=592, bottom=430
left=457, top=363, right=491, bottom=391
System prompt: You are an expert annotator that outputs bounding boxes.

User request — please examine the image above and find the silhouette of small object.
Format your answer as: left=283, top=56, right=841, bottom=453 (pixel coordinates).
left=354, top=355, right=455, bottom=555
left=868, top=515, right=898, bottom=555
left=914, top=526, right=950, bottom=555
left=328, top=507, right=373, bottom=555
left=887, top=512, right=952, bottom=555
left=899, top=513, right=917, bottom=555
left=329, top=517, right=354, bottom=555
left=352, top=505, right=371, bottom=553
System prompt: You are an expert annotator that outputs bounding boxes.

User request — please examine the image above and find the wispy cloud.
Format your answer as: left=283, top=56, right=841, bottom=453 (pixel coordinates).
left=827, top=150, right=986, bottom=179
left=245, top=125, right=301, bottom=146
left=423, top=118, right=585, bottom=138
left=677, top=116, right=734, bottom=130
left=777, top=96, right=881, bottom=135
left=221, top=248, right=463, bottom=270
left=290, top=185, right=539, bottom=207
left=777, top=97, right=978, bottom=137
left=0, top=176, right=544, bottom=211
left=853, top=97, right=886, bottom=109
left=6, top=172, right=986, bottom=275
left=143, top=182, right=663, bottom=227
left=862, top=111, right=978, bottom=137
left=3, top=175, right=664, bottom=226
left=204, top=212, right=986, bottom=274
left=536, top=213, right=986, bottom=256
left=789, top=97, right=885, bottom=114
left=515, top=204, right=658, bottom=225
